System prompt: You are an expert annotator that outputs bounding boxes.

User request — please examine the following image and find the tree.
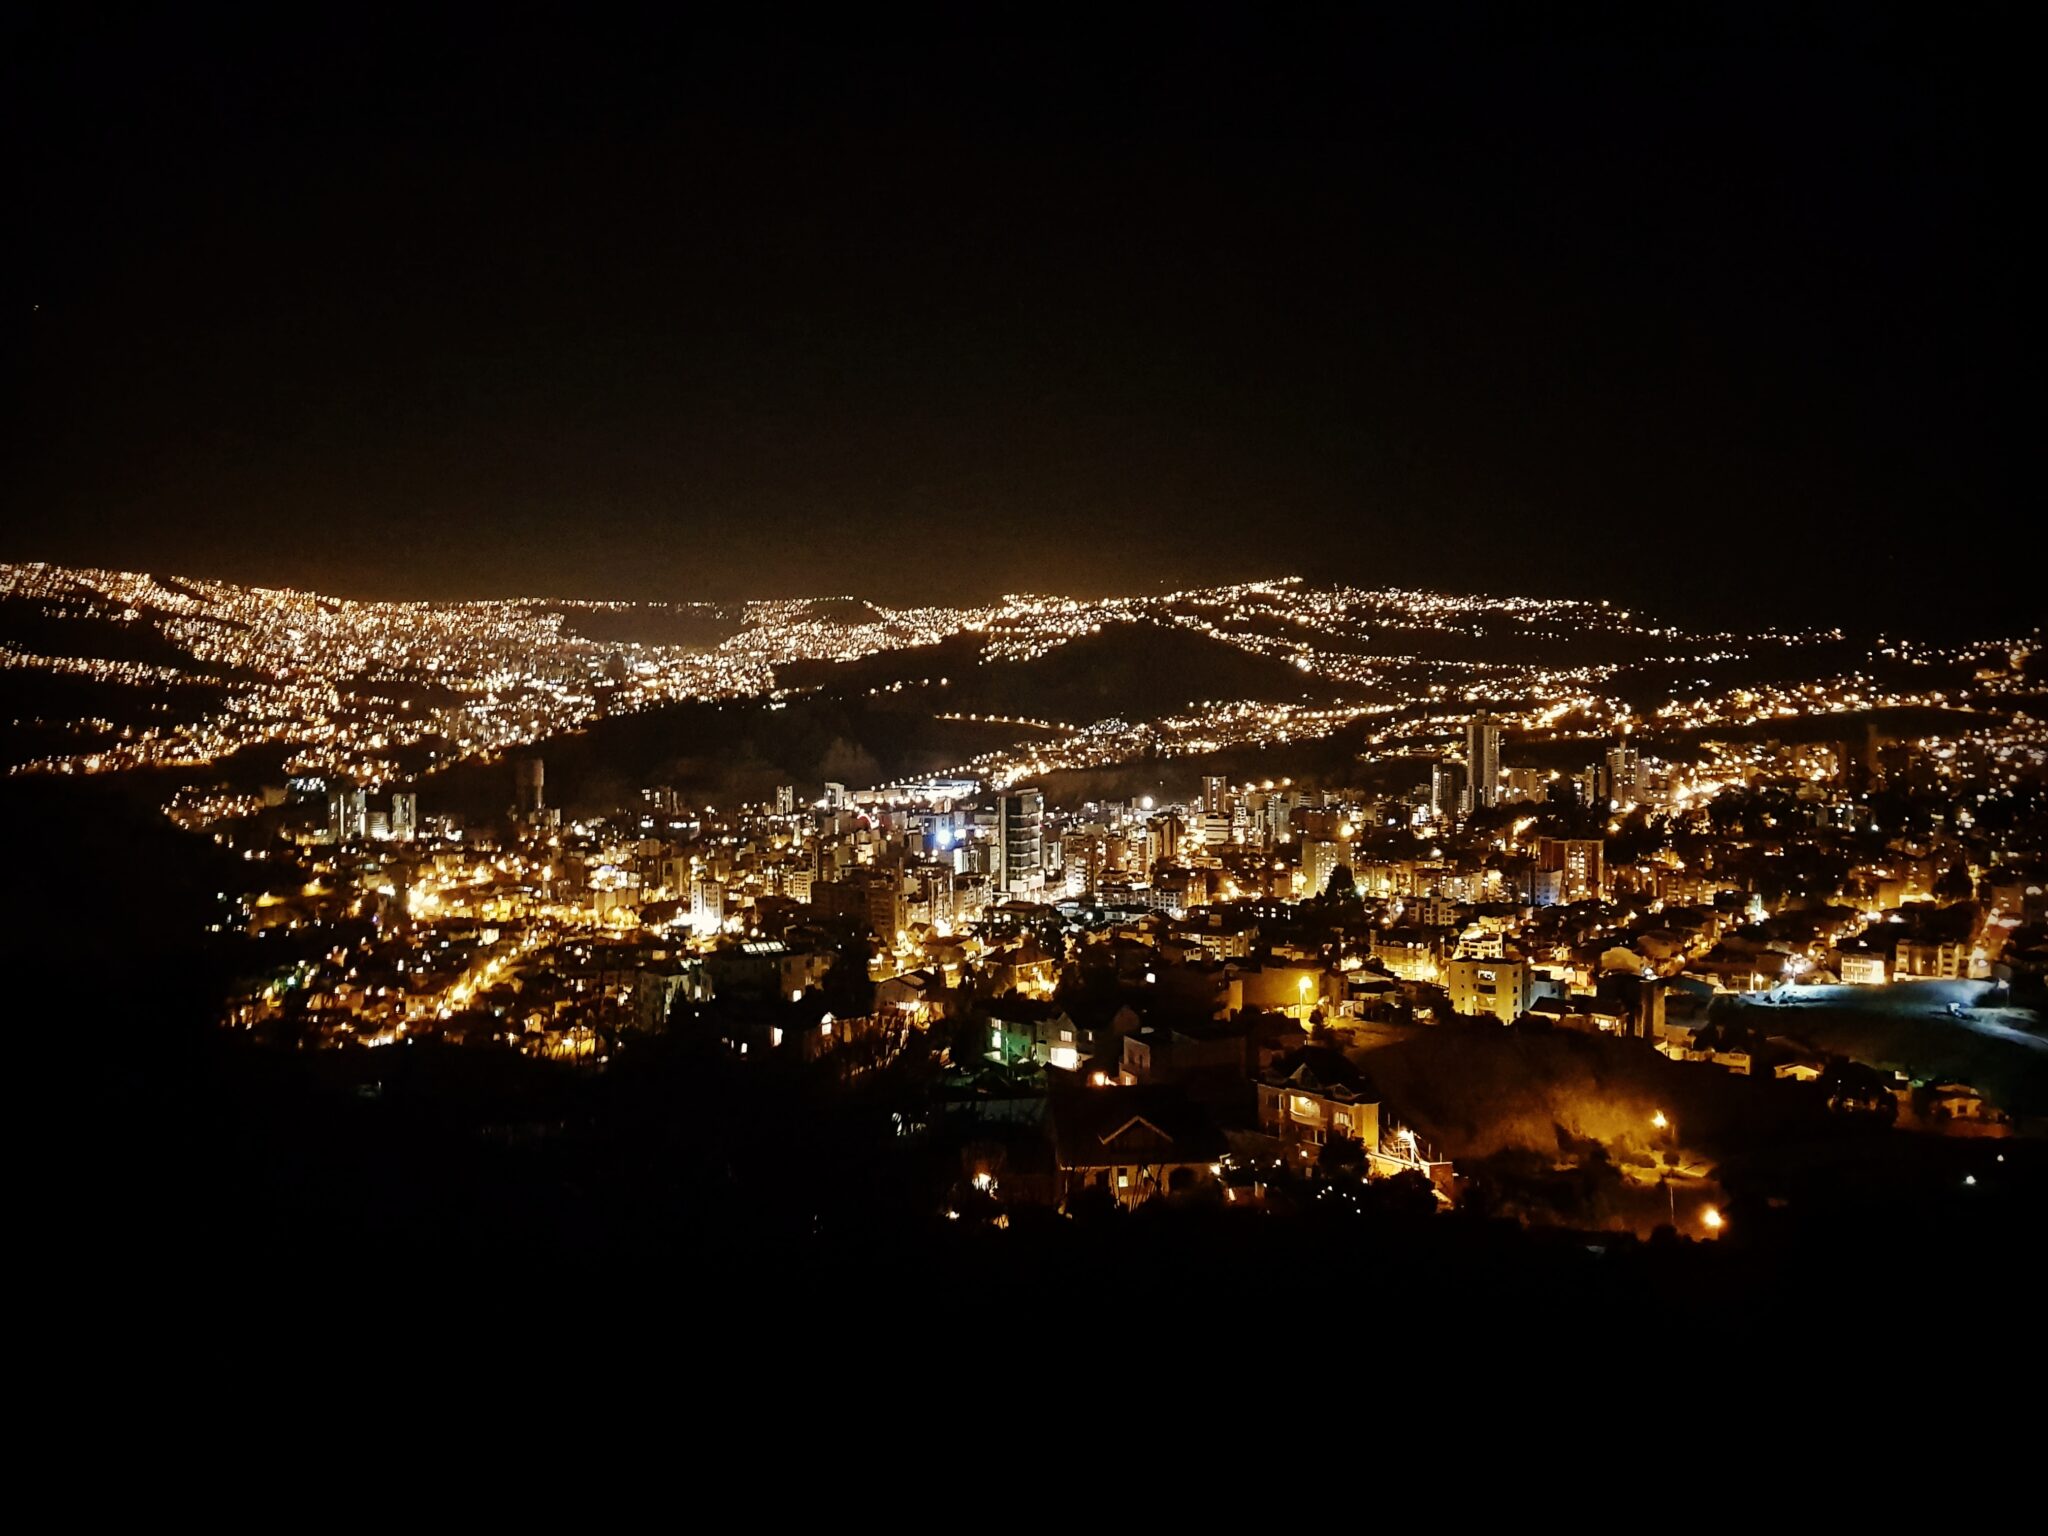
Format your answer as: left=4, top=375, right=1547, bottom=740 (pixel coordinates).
left=1365, top=1171, right=1438, bottom=1222
left=820, top=933, right=876, bottom=1017
left=1320, top=1134, right=1366, bottom=1176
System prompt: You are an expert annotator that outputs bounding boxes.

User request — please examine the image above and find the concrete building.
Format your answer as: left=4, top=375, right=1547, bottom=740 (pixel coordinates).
left=689, top=878, right=725, bottom=935
left=1431, top=757, right=1466, bottom=824
left=1535, top=836, right=1605, bottom=904
left=1257, top=1048, right=1380, bottom=1168
left=1464, top=713, right=1501, bottom=811
left=1603, top=740, right=1640, bottom=809
left=1447, top=952, right=1532, bottom=1024
left=514, top=757, right=545, bottom=816
left=997, top=788, right=1045, bottom=896
left=1301, top=836, right=1350, bottom=897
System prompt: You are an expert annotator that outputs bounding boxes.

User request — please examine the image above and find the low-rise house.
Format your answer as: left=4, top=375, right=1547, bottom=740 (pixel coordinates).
left=1048, top=1086, right=1226, bottom=1209
left=980, top=935, right=1059, bottom=996
left=1530, top=993, right=1630, bottom=1035
left=1834, top=946, right=1889, bottom=986
left=876, top=967, right=953, bottom=1024
left=987, top=1000, right=1084, bottom=1071
left=1256, top=1047, right=1380, bottom=1168
left=705, top=940, right=834, bottom=1002
left=1926, top=1081, right=1998, bottom=1121
left=1895, top=937, right=1971, bottom=980
left=1118, top=1017, right=1249, bottom=1090
left=1371, top=928, right=1443, bottom=984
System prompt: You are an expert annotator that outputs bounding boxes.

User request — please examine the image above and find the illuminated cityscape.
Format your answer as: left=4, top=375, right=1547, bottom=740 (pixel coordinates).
left=12, top=7, right=2038, bottom=1347
left=10, top=557, right=2041, bottom=1208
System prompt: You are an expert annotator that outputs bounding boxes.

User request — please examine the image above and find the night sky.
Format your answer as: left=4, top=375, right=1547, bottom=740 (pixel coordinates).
left=8, top=6, right=2027, bottom=623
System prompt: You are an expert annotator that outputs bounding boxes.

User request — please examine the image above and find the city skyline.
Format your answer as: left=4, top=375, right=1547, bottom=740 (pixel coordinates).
left=9, top=6, right=2041, bottom=1352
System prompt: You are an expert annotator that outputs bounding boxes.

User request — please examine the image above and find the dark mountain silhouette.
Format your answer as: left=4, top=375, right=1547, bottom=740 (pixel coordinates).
left=421, top=693, right=1027, bottom=817
left=0, top=593, right=204, bottom=671
left=550, top=603, right=743, bottom=648
left=779, top=618, right=1347, bottom=722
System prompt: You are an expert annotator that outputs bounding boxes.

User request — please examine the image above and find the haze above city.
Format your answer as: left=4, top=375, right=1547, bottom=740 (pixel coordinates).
left=10, top=9, right=2028, bottom=624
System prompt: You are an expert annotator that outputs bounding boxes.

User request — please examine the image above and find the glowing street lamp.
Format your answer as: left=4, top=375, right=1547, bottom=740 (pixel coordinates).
left=1702, top=1206, right=1724, bottom=1232
left=1653, top=1110, right=1676, bottom=1226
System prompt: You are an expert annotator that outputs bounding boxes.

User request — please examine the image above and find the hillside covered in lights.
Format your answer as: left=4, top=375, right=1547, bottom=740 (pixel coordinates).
left=6, top=563, right=2037, bottom=831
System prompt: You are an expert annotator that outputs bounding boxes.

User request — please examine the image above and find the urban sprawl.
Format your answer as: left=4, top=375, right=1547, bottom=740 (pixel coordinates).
left=7, top=562, right=2043, bottom=1221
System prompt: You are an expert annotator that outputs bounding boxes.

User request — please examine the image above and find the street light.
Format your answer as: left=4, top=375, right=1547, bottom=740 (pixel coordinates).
left=1653, top=1110, right=1675, bottom=1226
left=1702, top=1206, right=1724, bottom=1232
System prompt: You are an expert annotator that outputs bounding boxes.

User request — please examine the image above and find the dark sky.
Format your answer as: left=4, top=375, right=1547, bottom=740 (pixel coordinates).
left=7, top=5, right=2028, bottom=623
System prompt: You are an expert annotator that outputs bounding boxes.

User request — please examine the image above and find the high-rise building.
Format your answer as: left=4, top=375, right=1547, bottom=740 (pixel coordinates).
left=775, top=783, right=796, bottom=816
left=1464, top=714, right=1501, bottom=811
left=514, top=757, right=545, bottom=817
left=1203, top=775, right=1229, bottom=816
left=1145, top=810, right=1186, bottom=872
left=1061, top=830, right=1104, bottom=896
left=1430, top=757, right=1466, bottom=824
left=864, top=872, right=908, bottom=945
left=1571, top=766, right=1598, bottom=808
left=1603, top=741, right=1639, bottom=810
left=328, top=785, right=367, bottom=843
left=390, top=791, right=418, bottom=842
left=1262, top=793, right=1297, bottom=844
left=1301, top=836, right=1351, bottom=896
left=690, top=878, right=725, bottom=936
left=997, top=789, right=1045, bottom=896
left=1535, top=836, right=1606, bottom=904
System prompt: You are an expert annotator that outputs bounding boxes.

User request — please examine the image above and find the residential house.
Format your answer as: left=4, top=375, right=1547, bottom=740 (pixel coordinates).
left=1048, top=1086, right=1226, bottom=1209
